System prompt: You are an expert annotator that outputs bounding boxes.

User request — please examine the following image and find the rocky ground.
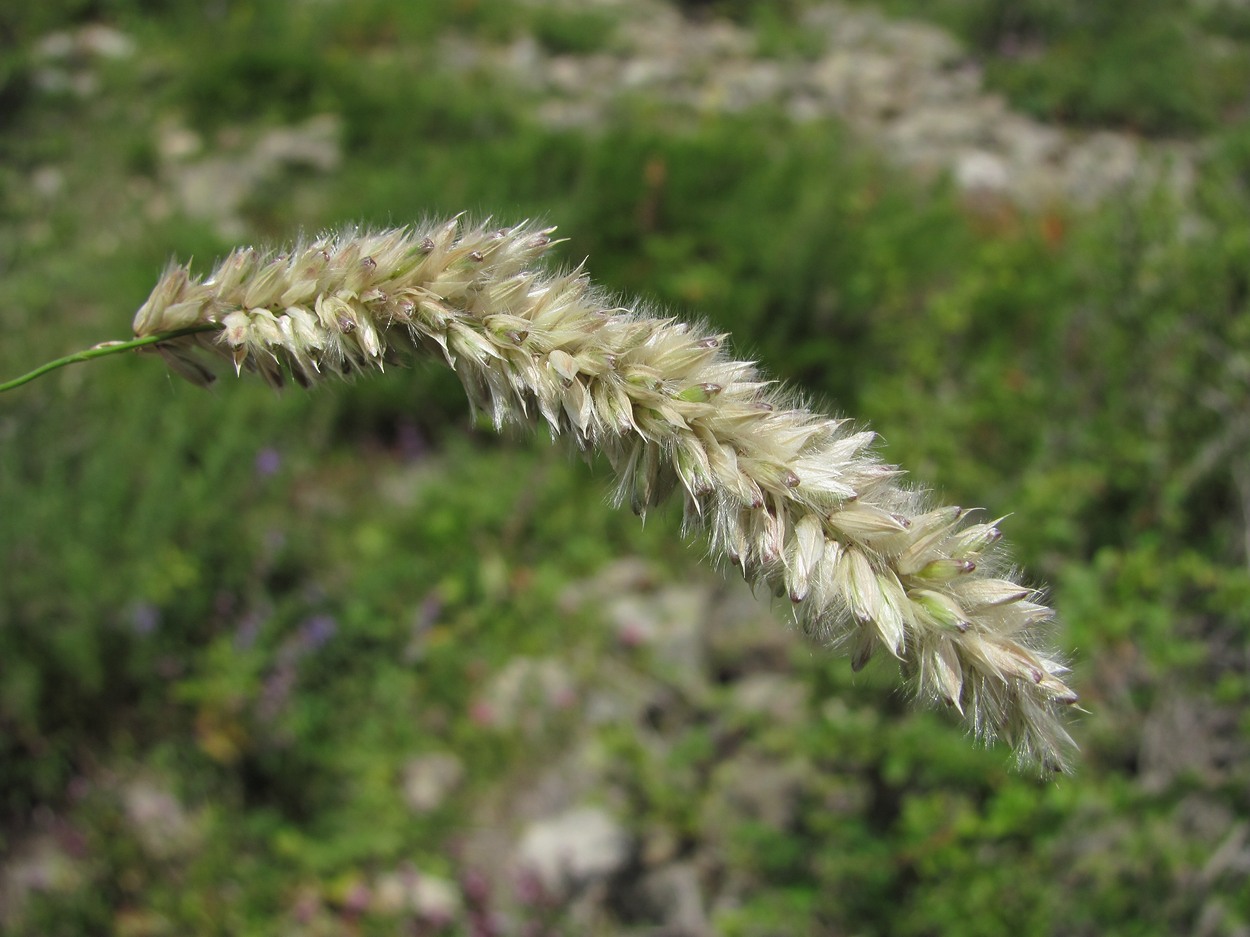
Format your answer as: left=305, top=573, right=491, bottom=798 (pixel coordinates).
left=26, top=0, right=1199, bottom=241
left=498, top=0, right=1196, bottom=208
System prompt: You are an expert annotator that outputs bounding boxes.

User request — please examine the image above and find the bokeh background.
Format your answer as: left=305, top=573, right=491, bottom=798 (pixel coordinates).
left=2, top=1, right=1250, bottom=934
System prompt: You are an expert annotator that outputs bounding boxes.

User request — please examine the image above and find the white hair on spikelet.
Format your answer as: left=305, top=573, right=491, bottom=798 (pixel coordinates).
left=134, top=217, right=1079, bottom=773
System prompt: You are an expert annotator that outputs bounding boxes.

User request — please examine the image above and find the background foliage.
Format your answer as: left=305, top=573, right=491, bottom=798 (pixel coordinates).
left=2, top=0, right=1249, bottom=934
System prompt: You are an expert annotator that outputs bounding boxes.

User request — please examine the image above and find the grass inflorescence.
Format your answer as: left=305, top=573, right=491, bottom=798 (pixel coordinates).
left=131, top=217, right=1079, bottom=772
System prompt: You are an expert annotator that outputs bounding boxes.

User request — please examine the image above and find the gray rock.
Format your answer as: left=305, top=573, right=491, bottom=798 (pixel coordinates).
left=559, top=557, right=657, bottom=613
left=401, top=752, right=465, bottom=813
left=603, top=583, right=710, bottom=685
left=35, top=24, right=135, bottom=61
left=729, top=673, right=809, bottom=725
left=121, top=778, right=202, bottom=860
left=372, top=866, right=462, bottom=922
left=162, top=114, right=341, bottom=239
left=954, top=149, right=1011, bottom=196
left=516, top=806, right=632, bottom=899
left=478, top=655, right=578, bottom=733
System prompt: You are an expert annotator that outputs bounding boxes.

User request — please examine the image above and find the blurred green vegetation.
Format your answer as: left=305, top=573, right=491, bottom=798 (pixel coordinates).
left=2, top=0, right=1249, bottom=935
left=846, top=0, right=1250, bottom=135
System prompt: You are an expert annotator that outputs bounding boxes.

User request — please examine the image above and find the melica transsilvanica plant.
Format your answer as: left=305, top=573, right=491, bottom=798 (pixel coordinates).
left=11, top=217, right=1079, bottom=773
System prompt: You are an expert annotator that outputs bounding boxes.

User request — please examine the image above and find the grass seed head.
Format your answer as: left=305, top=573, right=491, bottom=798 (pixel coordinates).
left=134, top=216, right=1080, bottom=773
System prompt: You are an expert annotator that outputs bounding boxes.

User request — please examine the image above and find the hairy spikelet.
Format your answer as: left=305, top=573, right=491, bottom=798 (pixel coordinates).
left=134, top=217, right=1079, bottom=773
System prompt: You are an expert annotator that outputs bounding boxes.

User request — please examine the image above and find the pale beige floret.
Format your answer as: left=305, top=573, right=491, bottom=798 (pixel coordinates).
left=133, top=217, right=1079, bottom=773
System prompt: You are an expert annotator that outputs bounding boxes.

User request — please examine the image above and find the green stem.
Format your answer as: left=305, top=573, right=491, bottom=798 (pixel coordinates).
left=0, top=324, right=222, bottom=394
